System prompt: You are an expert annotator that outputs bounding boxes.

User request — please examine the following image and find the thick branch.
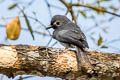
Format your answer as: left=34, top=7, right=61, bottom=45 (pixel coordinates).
left=0, top=44, right=120, bottom=80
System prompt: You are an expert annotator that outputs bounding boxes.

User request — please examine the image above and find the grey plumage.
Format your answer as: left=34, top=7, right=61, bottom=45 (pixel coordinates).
left=47, top=15, right=91, bottom=68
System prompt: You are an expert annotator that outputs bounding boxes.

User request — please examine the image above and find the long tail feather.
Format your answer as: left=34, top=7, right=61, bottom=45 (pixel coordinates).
left=76, top=46, right=91, bottom=68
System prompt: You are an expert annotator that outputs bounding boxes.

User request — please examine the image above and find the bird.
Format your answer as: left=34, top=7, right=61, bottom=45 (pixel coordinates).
left=46, top=15, right=92, bottom=69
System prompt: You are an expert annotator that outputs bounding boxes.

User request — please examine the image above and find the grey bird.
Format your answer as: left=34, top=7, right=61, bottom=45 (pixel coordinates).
left=46, top=15, right=91, bottom=69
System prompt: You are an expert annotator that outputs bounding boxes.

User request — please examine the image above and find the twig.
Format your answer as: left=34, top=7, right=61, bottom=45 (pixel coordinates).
left=60, top=0, right=77, bottom=24
left=71, top=3, right=120, bottom=17
left=0, top=16, right=51, bottom=35
left=60, top=0, right=120, bottom=20
left=0, top=24, right=50, bottom=37
left=50, top=4, right=65, bottom=10
left=46, top=37, right=53, bottom=46
left=45, top=0, right=52, bottom=17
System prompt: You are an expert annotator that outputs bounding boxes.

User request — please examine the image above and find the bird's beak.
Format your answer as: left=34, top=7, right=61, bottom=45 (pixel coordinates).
left=46, top=25, right=52, bottom=30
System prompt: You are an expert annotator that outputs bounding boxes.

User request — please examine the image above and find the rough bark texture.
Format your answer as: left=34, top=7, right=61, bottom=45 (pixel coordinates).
left=0, top=44, right=120, bottom=80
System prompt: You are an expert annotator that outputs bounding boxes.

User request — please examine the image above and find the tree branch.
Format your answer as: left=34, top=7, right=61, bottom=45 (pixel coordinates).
left=60, top=0, right=120, bottom=20
left=71, top=3, right=120, bottom=17
left=0, top=44, right=120, bottom=80
left=60, top=0, right=77, bottom=24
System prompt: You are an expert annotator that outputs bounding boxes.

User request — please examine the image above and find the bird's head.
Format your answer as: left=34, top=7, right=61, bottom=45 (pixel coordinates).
left=46, top=15, right=71, bottom=30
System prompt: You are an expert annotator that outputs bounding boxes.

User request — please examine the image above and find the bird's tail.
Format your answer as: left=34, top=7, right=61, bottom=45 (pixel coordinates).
left=76, top=46, right=91, bottom=68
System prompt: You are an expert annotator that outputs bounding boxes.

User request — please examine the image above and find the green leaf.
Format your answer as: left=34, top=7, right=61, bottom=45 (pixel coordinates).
left=23, top=12, right=34, bottom=40
left=101, top=45, right=108, bottom=48
left=109, top=6, right=118, bottom=12
left=97, top=35, right=103, bottom=46
left=79, top=11, right=86, bottom=18
left=97, top=0, right=111, bottom=3
left=8, top=3, right=17, bottom=10
left=101, top=0, right=111, bottom=2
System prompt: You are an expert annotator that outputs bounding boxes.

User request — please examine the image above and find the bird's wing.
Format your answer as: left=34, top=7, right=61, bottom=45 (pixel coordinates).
left=56, top=29, right=88, bottom=49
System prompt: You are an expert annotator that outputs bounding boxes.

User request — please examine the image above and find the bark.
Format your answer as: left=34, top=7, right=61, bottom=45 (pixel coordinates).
left=0, top=44, right=120, bottom=80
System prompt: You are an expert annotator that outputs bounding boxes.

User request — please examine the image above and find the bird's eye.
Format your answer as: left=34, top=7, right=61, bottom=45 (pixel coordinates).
left=56, top=22, right=60, bottom=26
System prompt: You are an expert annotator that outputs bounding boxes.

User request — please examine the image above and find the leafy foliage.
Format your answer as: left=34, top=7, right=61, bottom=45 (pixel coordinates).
left=23, top=12, right=35, bottom=40
left=79, top=11, right=87, bottom=18
left=97, top=35, right=103, bottom=46
left=8, top=3, right=17, bottom=10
